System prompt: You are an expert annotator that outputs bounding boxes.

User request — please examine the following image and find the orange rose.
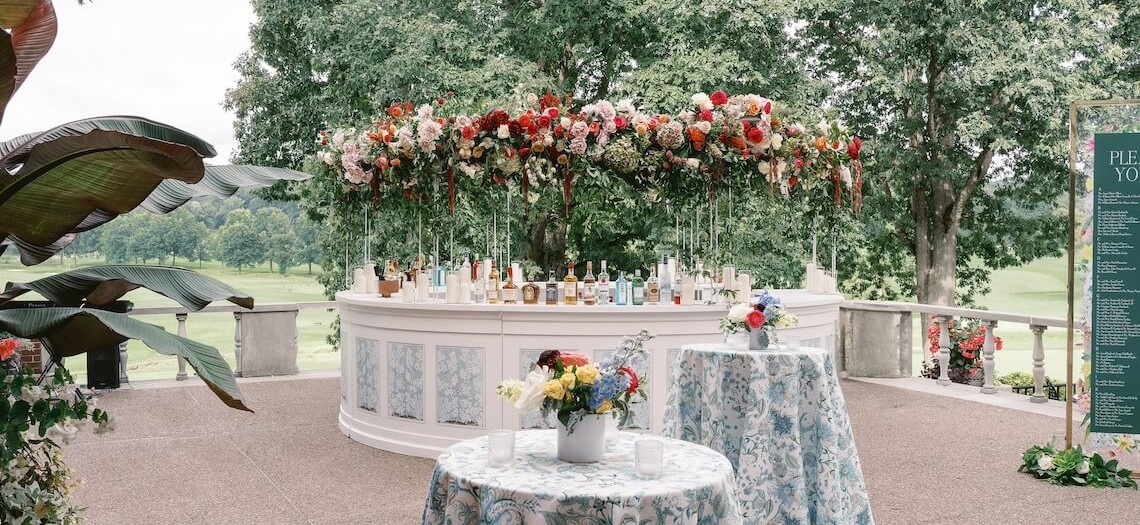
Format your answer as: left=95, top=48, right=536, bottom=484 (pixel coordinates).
left=814, top=136, right=827, bottom=152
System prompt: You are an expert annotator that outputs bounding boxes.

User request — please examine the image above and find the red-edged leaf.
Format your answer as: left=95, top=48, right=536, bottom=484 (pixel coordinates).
left=9, top=0, right=55, bottom=93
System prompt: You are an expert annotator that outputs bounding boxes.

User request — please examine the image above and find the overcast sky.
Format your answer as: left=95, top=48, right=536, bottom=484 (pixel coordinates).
left=2, top=0, right=256, bottom=163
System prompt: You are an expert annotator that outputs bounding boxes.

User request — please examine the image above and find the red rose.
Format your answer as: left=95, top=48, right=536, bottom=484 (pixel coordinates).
left=538, top=115, right=552, bottom=128
left=763, top=101, right=772, bottom=114
left=436, top=97, right=446, bottom=105
left=495, top=110, right=510, bottom=125
left=742, top=120, right=752, bottom=131
left=620, top=366, right=639, bottom=394
left=0, top=338, right=18, bottom=361
left=519, top=147, right=531, bottom=157
left=614, top=116, right=628, bottom=129
left=518, top=114, right=533, bottom=128
left=847, top=136, right=862, bottom=159
left=648, top=117, right=659, bottom=130
left=461, top=126, right=476, bottom=140
left=788, top=176, right=798, bottom=187
left=699, top=109, right=714, bottom=122
left=508, top=121, right=523, bottom=136
left=559, top=352, right=591, bottom=367
left=746, top=310, right=766, bottom=330
left=546, top=107, right=560, bottom=119
left=527, top=124, right=539, bottom=136
left=747, top=128, right=764, bottom=143
left=554, top=125, right=564, bottom=136
left=710, top=90, right=728, bottom=106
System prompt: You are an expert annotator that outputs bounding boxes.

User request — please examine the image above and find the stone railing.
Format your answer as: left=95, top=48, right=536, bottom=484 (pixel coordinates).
left=839, top=300, right=1070, bottom=403
left=122, top=301, right=338, bottom=382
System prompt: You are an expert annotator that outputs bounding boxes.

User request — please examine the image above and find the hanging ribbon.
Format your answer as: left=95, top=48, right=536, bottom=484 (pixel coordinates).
left=832, top=167, right=842, bottom=208
left=522, top=167, right=530, bottom=216
left=563, top=165, right=573, bottom=215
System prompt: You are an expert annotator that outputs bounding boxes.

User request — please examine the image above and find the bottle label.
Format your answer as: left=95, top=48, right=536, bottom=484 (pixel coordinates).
left=503, top=288, right=518, bottom=303
left=523, top=286, right=537, bottom=303
left=633, top=288, right=645, bottom=301
left=566, top=284, right=577, bottom=299
left=583, top=283, right=595, bottom=298
left=546, top=286, right=558, bottom=303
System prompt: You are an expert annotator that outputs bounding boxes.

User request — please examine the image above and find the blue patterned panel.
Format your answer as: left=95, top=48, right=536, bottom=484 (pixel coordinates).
left=356, top=338, right=378, bottom=411
left=519, top=348, right=558, bottom=429
left=341, top=333, right=348, bottom=400
left=596, top=349, right=651, bottom=430
left=388, top=342, right=425, bottom=420
left=666, top=348, right=682, bottom=393
left=437, top=346, right=484, bottom=426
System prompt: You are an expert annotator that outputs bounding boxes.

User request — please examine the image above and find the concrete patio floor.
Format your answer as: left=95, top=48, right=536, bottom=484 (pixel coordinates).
left=64, top=374, right=1139, bottom=525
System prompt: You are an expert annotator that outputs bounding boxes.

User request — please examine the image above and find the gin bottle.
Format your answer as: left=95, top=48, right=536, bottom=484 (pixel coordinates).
left=615, top=271, right=628, bottom=305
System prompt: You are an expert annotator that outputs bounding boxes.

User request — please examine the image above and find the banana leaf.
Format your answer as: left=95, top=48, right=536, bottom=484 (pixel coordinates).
left=0, top=265, right=254, bottom=310
left=0, top=307, right=249, bottom=411
left=0, top=0, right=55, bottom=126
left=139, top=164, right=310, bottom=214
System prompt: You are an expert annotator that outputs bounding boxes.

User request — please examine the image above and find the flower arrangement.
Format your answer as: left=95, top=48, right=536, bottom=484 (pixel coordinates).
left=921, top=316, right=1003, bottom=384
left=1019, top=440, right=1136, bottom=488
left=719, top=290, right=797, bottom=334
left=1, top=337, right=115, bottom=524
left=313, top=91, right=864, bottom=215
left=496, top=330, right=652, bottom=430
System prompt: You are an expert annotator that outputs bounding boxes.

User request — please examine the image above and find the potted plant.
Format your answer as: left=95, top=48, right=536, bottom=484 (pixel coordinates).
left=922, top=316, right=1003, bottom=385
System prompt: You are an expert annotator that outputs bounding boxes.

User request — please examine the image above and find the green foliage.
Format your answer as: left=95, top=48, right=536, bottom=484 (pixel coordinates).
left=801, top=0, right=1134, bottom=305
left=1, top=356, right=112, bottom=525
left=1019, top=439, right=1137, bottom=489
left=996, top=372, right=1034, bottom=387
left=216, top=209, right=265, bottom=272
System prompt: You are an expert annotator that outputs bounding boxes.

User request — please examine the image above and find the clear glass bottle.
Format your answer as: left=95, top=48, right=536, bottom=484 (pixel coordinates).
left=646, top=266, right=660, bottom=304
left=502, top=267, right=518, bottom=304
left=596, top=260, right=611, bottom=305
left=660, top=255, right=673, bottom=305
left=545, top=270, right=559, bottom=305
left=473, top=272, right=487, bottom=303
left=563, top=261, right=578, bottom=305
left=631, top=269, right=645, bottom=305
left=583, top=261, right=597, bottom=305
left=615, top=271, right=628, bottom=305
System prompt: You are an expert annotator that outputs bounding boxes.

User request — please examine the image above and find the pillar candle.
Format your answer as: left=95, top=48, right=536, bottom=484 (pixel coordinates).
left=511, top=263, right=522, bottom=283
left=483, top=258, right=493, bottom=281
left=722, top=265, right=735, bottom=291
left=352, top=268, right=365, bottom=294
left=416, top=271, right=429, bottom=301
left=804, top=261, right=816, bottom=292
left=401, top=282, right=415, bottom=302
left=446, top=273, right=458, bottom=303
left=737, top=273, right=750, bottom=303
left=364, top=263, right=377, bottom=294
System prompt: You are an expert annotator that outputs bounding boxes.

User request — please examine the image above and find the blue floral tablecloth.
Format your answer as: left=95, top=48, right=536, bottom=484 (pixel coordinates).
left=663, top=344, right=874, bottom=525
left=422, top=429, right=742, bottom=525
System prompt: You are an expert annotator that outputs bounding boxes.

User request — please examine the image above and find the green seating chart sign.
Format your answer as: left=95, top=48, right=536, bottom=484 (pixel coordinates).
left=1092, top=132, right=1140, bottom=434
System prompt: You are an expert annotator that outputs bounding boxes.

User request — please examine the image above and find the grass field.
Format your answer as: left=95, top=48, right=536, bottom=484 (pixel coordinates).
left=0, top=255, right=337, bottom=382
left=3, top=253, right=1081, bottom=384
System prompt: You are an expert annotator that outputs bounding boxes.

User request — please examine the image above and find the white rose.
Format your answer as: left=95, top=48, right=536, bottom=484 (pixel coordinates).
left=771, top=134, right=783, bottom=150
left=560, top=117, right=572, bottom=129
left=497, top=125, right=511, bottom=139
left=692, top=92, right=713, bottom=111
left=685, top=158, right=700, bottom=169
left=525, top=92, right=538, bottom=105
left=817, top=118, right=830, bottom=136
left=1037, top=454, right=1054, bottom=471
left=514, top=367, right=554, bottom=412
left=1077, top=461, right=1090, bottom=475
left=727, top=303, right=751, bottom=323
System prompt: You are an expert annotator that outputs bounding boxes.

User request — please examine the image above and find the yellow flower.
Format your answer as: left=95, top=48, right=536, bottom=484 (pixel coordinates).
left=1085, top=177, right=1094, bottom=192
left=595, top=400, right=613, bottom=414
left=1081, top=245, right=1092, bottom=263
left=543, top=380, right=564, bottom=400
left=575, top=365, right=599, bottom=385
left=1116, top=435, right=1135, bottom=452
left=1081, top=362, right=1091, bottom=378
left=560, top=372, right=576, bottom=388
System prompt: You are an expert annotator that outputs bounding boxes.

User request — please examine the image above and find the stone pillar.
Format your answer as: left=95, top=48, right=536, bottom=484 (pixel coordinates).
left=840, top=309, right=913, bottom=377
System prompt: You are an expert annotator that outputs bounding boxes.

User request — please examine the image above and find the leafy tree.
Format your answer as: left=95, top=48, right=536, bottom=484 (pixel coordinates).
left=216, top=210, right=266, bottom=273
left=801, top=0, right=1129, bottom=306
left=163, top=210, right=209, bottom=265
left=293, top=216, right=322, bottom=274
left=266, top=231, right=299, bottom=275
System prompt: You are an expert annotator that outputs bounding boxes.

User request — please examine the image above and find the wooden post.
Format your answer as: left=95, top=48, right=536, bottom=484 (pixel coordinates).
left=176, top=313, right=189, bottom=381
left=1031, top=325, right=1047, bottom=403
left=937, top=315, right=952, bottom=385
left=982, top=320, right=997, bottom=394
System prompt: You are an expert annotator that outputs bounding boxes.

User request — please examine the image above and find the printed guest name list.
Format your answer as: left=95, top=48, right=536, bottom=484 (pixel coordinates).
left=1092, top=133, right=1140, bottom=434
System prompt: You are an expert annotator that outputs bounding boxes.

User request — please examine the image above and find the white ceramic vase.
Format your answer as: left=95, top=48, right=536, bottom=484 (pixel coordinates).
left=557, top=413, right=607, bottom=463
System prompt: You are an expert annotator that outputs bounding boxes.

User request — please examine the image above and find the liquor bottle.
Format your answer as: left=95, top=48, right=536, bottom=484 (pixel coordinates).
left=502, top=267, right=519, bottom=304
left=564, top=262, right=579, bottom=305
left=486, top=262, right=500, bottom=304
left=583, top=261, right=597, bottom=305
left=660, top=255, right=673, bottom=305
left=646, top=266, right=661, bottom=304
left=631, top=269, right=645, bottom=305
left=596, top=260, right=611, bottom=305
left=615, top=271, right=628, bottom=305
left=522, top=273, right=539, bottom=304
left=545, top=270, right=559, bottom=305
left=473, top=272, right=487, bottom=303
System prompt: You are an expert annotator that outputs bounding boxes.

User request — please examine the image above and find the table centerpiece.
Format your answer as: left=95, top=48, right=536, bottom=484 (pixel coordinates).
left=719, top=290, right=797, bottom=350
left=496, top=330, right=653, bottom=462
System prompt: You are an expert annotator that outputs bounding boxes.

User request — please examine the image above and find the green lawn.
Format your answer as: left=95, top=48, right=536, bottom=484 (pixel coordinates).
left=0, top=255, right=337, bottom=382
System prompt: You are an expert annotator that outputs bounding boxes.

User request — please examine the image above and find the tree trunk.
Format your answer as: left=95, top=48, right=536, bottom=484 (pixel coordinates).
left=308, top=261, right=312, bottom=274
left=526, top=210, right=568, bottom=277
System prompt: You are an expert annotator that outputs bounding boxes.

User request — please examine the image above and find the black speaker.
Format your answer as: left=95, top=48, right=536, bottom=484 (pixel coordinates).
left=87, top=347, right=120, bottom=389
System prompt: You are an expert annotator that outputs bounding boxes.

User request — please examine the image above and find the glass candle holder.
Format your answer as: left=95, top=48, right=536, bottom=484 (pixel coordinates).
left=634, top=438, right=664, bottom=478
left=487, top=429, right=516, bottom=466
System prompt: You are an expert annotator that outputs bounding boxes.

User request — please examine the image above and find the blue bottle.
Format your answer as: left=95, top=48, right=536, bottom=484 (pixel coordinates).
left=615, top=272, right=629, bottom=305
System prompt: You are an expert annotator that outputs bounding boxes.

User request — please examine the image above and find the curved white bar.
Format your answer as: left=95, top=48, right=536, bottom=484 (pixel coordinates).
left=337, top=289, right=841, bottom=458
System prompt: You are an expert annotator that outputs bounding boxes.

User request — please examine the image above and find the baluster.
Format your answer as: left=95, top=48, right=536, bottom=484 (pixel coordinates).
left=937, top=315, right=952, bottom=385
left=1030, top=325, right=1047, bottom=403
left=234, top=311, right=243, bottom=377
left=176, top=313, right=189, bottom=381
left=118, top=341, right=129, bottom=384
left=982, top=320, right=997, bottom=394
